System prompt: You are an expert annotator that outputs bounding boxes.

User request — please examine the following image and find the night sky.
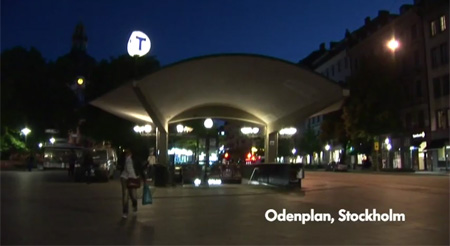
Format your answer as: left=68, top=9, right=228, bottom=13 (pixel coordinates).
left=2, top=0, right=412, bottom=66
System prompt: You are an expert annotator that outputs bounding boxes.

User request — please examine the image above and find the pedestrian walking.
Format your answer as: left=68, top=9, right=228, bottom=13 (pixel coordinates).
left=120, top=149, right=147, bottom=218
left=26, top=152, right=35, bottom=172
left=82, top=151, right=94, bottom=184
left=68, top=149, right=77, bottom=177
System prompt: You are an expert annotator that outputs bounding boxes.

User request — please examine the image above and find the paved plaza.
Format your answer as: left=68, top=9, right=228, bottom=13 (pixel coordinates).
left=1, top=169, right=448, bottom=245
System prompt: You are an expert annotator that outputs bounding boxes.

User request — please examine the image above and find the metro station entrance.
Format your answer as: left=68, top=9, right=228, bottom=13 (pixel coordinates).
left=91, top=54, right=346, bottom=186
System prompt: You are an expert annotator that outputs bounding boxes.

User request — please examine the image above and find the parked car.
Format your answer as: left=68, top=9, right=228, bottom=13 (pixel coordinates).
left=74, top=146, right=118, bottom=182
left=41, top=144, right=84, bottom=170
left=220, top=164, right=242, bottom=183
left=326, top=161, right=348, bottom=172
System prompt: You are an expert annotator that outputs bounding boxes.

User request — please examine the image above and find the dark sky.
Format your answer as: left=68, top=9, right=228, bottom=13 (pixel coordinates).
left=2, top=0, right=412, bottom=66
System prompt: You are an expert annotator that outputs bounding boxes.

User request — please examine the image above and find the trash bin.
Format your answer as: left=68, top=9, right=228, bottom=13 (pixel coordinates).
left=154, top=164, right=169, bottom=187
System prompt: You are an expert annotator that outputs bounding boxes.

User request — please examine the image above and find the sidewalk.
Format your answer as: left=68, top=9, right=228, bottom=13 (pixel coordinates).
left=305, top=168, right=450, bottom=176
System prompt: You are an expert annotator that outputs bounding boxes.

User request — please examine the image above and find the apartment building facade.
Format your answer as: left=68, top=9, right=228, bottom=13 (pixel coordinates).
left=297, top=0, right=449, bottom=171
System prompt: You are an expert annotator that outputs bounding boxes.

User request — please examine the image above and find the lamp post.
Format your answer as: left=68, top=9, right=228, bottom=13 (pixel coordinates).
left=387, top=38, right=399, bottom=52
left=325, top=144, right=331, bottom=163
left=387, top=37, right=400, bottom=62
left=203, top=118, right=213, bottom=185
left=291, top=148, right=297, bottom=163
left=385, top=138, right=391, bottom=169
left=21, top=128, right=31, bottom=146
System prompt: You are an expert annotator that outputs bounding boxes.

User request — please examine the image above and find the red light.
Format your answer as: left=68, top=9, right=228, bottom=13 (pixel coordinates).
left=247, top=153, right=252, bottom=159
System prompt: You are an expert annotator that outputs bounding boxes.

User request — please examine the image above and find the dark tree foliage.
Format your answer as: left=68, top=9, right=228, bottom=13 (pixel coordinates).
left=320, top=110, right=349, bottom=163
left=1, top=46, right=161, bottom=155
left=295, top=126, right=322, bottom=156
left=342, top=54, right=403, bottom=156
left=1, top=47, right=51, bottom=145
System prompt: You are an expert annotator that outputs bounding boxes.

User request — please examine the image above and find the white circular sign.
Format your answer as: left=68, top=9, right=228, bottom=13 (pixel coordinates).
left=127, top=31, right=151, bottom=57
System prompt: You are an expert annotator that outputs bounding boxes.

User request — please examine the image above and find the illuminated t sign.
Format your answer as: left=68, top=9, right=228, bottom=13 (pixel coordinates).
left=412, top=131, right=425, bottom=138
left=127, top=31, right=151, bottom=57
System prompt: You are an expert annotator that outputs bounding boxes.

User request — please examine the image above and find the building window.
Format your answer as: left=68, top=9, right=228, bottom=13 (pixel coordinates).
left=405, top=113, right=412, bottom=129
left=433, top=78, right=441, bottom=98
left=431, top=20, right=437, bottom=36
left=436, top=109, right=448, bottom=129
left=443, top=74, right=449, bottom=96
left=440, top=15, right=447, bottom=32
left=440, top=42, right=448, bottom=65
left=411, top=24, right=417, bottom=40
left=416, top=80, right=422, bottom=98
left=414, top=50, right=420, bottom=68
left=418, top=110, right=425, bottom=128
left=431, top=47, right=439, bottom=68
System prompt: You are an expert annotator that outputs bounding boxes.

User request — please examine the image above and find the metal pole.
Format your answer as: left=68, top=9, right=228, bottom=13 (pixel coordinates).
left=204, top=132, right=210, bottom=186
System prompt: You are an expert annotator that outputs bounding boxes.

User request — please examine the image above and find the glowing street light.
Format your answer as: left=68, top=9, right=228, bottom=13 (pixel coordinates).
left=49, top=137, right=56, bottom=144
left=134, top=124, right=152, bottom=134
left=325, top=144, right=331, bottom=151
left=387, top=38, right=399, bottom=52
left=143, top=124, right=152, bottom=133
left=241, top=127, right=259, bottom=135
left=176, top=124, right=184, bottom=133
left=176, top=124, right=193, bottom=133
left=203, top=118, right=214, bottom=186
left=38, top=143, right=43, bottom=148
left=77, top=77, right=84, bottom=85
left=279, top=127, right=297, bottom=136
left=21, top=127, right=31, bottom=136
left=292, top=148, right=297, bottom=155
left=386, top=144, right=392, bottom=151
left=204, top=118, right=213, bottom=129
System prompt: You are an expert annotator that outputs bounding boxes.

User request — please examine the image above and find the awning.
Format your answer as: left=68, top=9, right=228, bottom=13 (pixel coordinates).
left=425, top=139, right=449, bottom=150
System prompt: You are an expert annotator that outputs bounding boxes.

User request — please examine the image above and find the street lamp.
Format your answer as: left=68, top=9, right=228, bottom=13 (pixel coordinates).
left=203, top=118, right=213, bottom=186
left=387, top=38, right=399, bottom=52
left=325, top=144, right=331, bottom=163
left=176, top=124, right=184, bottom=133
left=21, top=127, right=31, bottom=142
left=204, top=118, right=213, bottom=129
left=291, top=148, right=297, bottom=163
left=21, top=127, right=31, bottom=147
left=49, top=137, right=56, bottom=145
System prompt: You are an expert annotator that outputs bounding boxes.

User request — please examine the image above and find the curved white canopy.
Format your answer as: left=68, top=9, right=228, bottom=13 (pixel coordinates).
left=91, top=54, right=344, bottom=133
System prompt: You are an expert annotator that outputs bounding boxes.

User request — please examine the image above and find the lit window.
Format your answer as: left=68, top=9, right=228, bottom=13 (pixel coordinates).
left=431, top=21, right=437, bottom=36
left=436, top=109, right=448, bottom=129
left=440, top=15, right=447, bottom=32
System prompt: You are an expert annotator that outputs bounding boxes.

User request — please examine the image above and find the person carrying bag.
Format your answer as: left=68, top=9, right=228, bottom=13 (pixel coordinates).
left=120, top=149, right=147, bottom=218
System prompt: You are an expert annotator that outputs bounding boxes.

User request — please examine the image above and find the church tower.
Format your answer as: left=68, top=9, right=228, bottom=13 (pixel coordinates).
left=71, top=22, right=88, bottom=52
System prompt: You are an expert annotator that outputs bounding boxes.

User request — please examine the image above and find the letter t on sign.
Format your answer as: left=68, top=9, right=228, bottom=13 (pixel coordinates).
left=136, top=36, right=147, bottom=50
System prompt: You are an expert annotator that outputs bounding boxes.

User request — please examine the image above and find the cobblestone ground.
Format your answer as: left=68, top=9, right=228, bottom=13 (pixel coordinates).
left=1, top=170, right=448, bottom=245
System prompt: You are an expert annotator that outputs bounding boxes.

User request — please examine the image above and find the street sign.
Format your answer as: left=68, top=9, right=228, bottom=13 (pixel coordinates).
left=127, top=31, right=151, bottom=57
left=374, top=142, right=379, bottom=151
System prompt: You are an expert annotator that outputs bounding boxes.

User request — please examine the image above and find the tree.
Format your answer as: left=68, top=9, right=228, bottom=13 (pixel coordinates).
left=342, top=54, right=403, bottom=158
left=296, top=126, right=322, bottom=162
left=67, top=54, right=161, bottom=147
left=1, top=47, right=51, bottom=148
left=320, top=110, right=349, bottom=163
